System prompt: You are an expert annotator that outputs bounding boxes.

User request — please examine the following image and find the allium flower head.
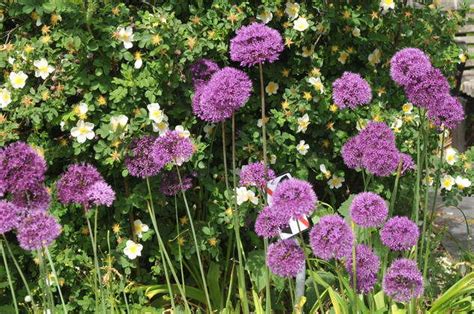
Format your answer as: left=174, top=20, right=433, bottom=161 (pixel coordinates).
left=381, top=216, right=419, bottom=251
left=399, top=153, right=415, bottom=174
left=230, top=23, right=284, bottom=67
left=350, top=192, right=388, bottom=228
left=17, top=211, right=61, bottom=250
left=341, top=136, right=364, bottom=169
left=390, top=48, right=432, bottom=87
left=152, top=130, right=195, bottom=167
left=346, top=244, right=380, bottom=294
left=358, top=121, right=396, bottom=149
left=362, top=147, right=400, bottom=177
left=195, top=67, right=252, bottom=123
left=0, top=142, right=46, bottom=193
left=56, top=163, right=103, bottom=205
left=189, top=59, right=220, bottom=88
left=332, top=72, right=372, bottom=109
left=160, top=171, right=194, bottom=196
left=383, top=258, right=424, bottom=302
left=427, top=95, right=464, bottom=130
left=405, top=67, right=450, bottom=109
left=125, top=135, right=162, bottom=178
left=309, top=215, right=354, bottom=260
left=255, top=206, right=288, bottom=238
left=12, top=184, right=51, bottom=212
left=86, top=181, right=115, bottom=207
left=266, top=239, right=305, bottom=277
left=239, top=161, right=276, bottom=189
left=0, top=201, right=21, bottom=234
left=271, top=178, right=317, bottom=220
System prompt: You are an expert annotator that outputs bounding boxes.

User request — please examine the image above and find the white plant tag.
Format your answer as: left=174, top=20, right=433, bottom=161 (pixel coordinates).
left=266, top=173, right=292, bottom=205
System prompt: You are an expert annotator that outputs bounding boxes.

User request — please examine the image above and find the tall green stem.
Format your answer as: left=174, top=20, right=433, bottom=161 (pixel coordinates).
left=351, top=222, right=358, bottom=314
left=174, top=196, right=186, bottom=299
left=38, top=250, right=55, bottom=312
left=258, top=63, right=268, bottom=166
left=85, top=211, right=104, bottom=311
left=0, top=240, right=18, bottom=314
left=221, top=122, right=230, bottom=191
left=175, top=167, right=213, bottom=312
left=44, top=247, right=68, bottom=313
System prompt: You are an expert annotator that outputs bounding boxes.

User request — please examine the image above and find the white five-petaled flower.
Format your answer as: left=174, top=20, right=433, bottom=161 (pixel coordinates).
left=265, top=82, right=279, bottom=95
left=338, top=51, right=349, bottom=64
left=0, top=88, right=12, bottom=108
left=391, top=118, right=403, bottom=133
left=308, top=77, right=324, bottom=93
left=175, top=125, right=190, bottom=138
left=236, top=187, right=258, bottom=206
left=9, top=71, right=28, bottom=89
left=133, top=220, right=149, bottom=238
left=402, top=103, right=413, bottom=114
left=352, top=27, right=361, bottom=37
left=152, top=114, right=169, bottom=136
left=440, top=175, right=455, bottom=191
left=285, top=2, right=300, bottom=20
left=455, top=176, right=471, bottom=190
left=297, top=114, right=310, bottom=133
left=71, top=120, right=95, bottom=143
left=328, top=175, right=345, bottom=189
left=257, top=10, right=273, bottom=24
left=147, top=103, right=164, bottom=123
left=34, top=58, right=54, bottom=79
left=74, top=102, right=89, bottom=118
left=110, top=114, right=129, bottom=132
left=296, top=140, right=309, bottom=155
left=445, top=147, right=458, bottom=166
left=320, top=164, right=331, bottom=179
left=368, top=48, right=382, bottom=66
left=124, top=240, right=143, bottom=259
left=116, top=26, right=134, bottom=49
left=293, top=17, right=309, bottom=32
left=380, top=0, right=395, bottom=13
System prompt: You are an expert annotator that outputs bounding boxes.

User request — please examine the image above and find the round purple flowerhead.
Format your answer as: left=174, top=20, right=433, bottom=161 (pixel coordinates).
left=390, top=48, right=432, bottom=87
left=350, top=192, right=388, bottom=228
left=362, top=147, right=400, bottom=177
left=86, top=181, right=115, bottom=208
left=230, top=23, right=284, bottom=67
left=346, top=244, right=380, bottom=294
left=427, top=95, right=464, bottom=130
left=12, top=184, right=51, bottom=212
left=17, top=211, right=61, bottom=251
left=56, top=163, right=103, bottom=206
left=0, top=142, right=46, bottom=193
left=332, top=72, right=372, bottom=109
left=189, top=59, right=220, bottom=88
left=358, top=121, right=396, bottom=149
left=309, top=215, right=354, bottom=261
left=239, top=161, right=276, bottom=189
left=196, top=67, right=252, bottom=123
left=381, top=216, right=419, bottom=251
left=271, top=178, right=317, bottom=220
left=160, top=171, right=194, bottom=196
left=266, top=239, right=305, bottom=277
left=0, top=201, right=22, bottom=234
left=342, top=136, right=364, bottom=169
left=152, top=130, right=195, bottom=167
left=405, top=67, right=450, bottom=109
left=383, top=258, right=424, bottom=303
left=125, top=135, right=163, bottom=178
left=399, top=153, right=415, bottom=175
left=255, top=206, right=288, bottom=238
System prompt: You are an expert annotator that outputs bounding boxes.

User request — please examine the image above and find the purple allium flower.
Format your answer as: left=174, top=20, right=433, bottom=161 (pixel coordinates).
left=160, top=171, right=194, bottom=196
left=0, top=201, right=21, bottom=234
left=271, top=178, right=317, bottom=220
left=332, top=72, right=372, bottom=109
left=427, top=95, right=465, bottom=130
left=341, top=136, right=364, bottom=169
left=56, top=163, right=103, bottom=205
left=362, top=147, right=400, bottom=177
left=239, top=161, right=276, bottom=189
left=405, top=68, right=450, bottom=109
left=309, top=215, right=354, bottom=261
left=255, top=206, right=288, bottom=238
left=86, top=181, right=115, bottom=207
left=12, top=184, right=51, bottom=212
left=152, top=130, right=195, bottom=167
left=358, top=121, right=396, bottom=149
left=125, top=135, right=162, bottom=178
left=17, top=211, right=61, bottom=250
left=390, top=48, right=432, bottom=87
left=350, top=192, right=388, bottom=228
left=380, top=216, right=419, bottom=251
left=230, top=23, right=284, bottom=67
left=0, top=142, right=46, bottom=193
left=346, top=244, right=380, bottom=294
left=399, top=153, right=415, bottom=175
left=266, top=239, right=305, bottom=277
left=195, top=67, right=252, bottom=123
left=189, top=59, right=220, bottom=88
left=383, top=258, right=424, bottom=303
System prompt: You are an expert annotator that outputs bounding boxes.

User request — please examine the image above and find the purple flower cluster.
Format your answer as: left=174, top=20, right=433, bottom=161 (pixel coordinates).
left=239, top=161, right=275, bottom=189
left=152, top=130, right=195, bottom=167
left=266, top=239, right=305, bottom=277
left=12, top=184, right=51, bottom=212
left=125, top=135, right=162, bottom=178
left=255, top=206, right=288, bottom=238
left=380, top=216, right=419, bottom=251
left=190, top=59, right=220, bottom=88
left=332, top=72, right=372, bottom=109
left=390, top=48, right=464, bottom=129
left=350, top=192, right=388, bottom=228
left=309, top=215, right=354, bottom=261
left=160, top=171, right=194, bottom=196
left=383, top=258, right=424, bottom=302
left=346, top=244, right=380, bottom=294
left=17, top=211, right=61, bottom=251
left=271, top=178, right=317, bottom=220
left=86, top=181, right=116, bottom=207
left=230, top=23, right=284, bottom=67
left=399, top=153, right=415, bottom=174
left=0, top=201, right=22, bottom=234
left=193, top=67, right=252, bottom=123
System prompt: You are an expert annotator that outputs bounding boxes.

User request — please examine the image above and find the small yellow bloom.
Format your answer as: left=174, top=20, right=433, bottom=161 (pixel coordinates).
left=81, top=226, right=89, bottom=235
left=402, top=103, right=413, bottom=114
left=151, top=34, right=162, bottom=45
left=112, top=223, right=121, bottom=234
left=265, top=82, right=279, bottom=95
left=342, top=10, right=351, bottom=19
left=41, top=35, right=51, bottom=44
left=208, top=238, right=218, bottom=247
left=177, top=236, right=186, bottom=246
left=329, top=104, right=338, bottom=112
left=303, top=92, right=312, bottom=101
left=338, top=51, right=349, bottom=64
left=180, top=216, right=189, bottom=225
left=281, top=69, right=290, bottom=77
left=112, top=7, right=120, bottom=16
left=97, top=95, right=107, bottom=106
left=225, top=207, right=233, bottom=217
left=281, top=100, right=290, bottom=110
left=24, top=45, right=34, bottom=54
left=311, top=68, right=321, bottom=77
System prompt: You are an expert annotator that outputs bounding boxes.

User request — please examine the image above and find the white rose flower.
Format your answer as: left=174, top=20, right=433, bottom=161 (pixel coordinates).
left=445, top=147, right=458, bottom=166
left=133, top=220, right=149, bottom=238
left=285, top=2, right=300, bottom=20
left=293, top=17, right=309, bottom=32
left=296, top=140, right=309, bottom=155
left=71, top=120, right=95, bottom=143
left=110, top=114, right=129, bottom=132
left=236, top=187, right=258, bottom=205
left=0, top=88, right=12, bottom=108
left=147, top=103, right=164, bottom=123
left=257, top=11, right=273, bottom=24
left=34, top=58, right=55, bottom=79
left=123, top=240, right=143, bottom=259
left=117, top=26, right=134, bottom=49
left=440, top=175, right=455, bottom=191
left=9, top=71, right=28, bottom=89
left=297, top=114, right=310, bottom=133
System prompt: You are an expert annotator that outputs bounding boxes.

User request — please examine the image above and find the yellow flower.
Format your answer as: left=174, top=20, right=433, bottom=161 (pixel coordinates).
left=338, top=51, right=349, bottom=64
left=368, top=49, right=382, bottom=66
left=225, top=207, right=233, bottom=217
left=151, top=34, right=162, bottom=45
left=459, top=53, right=467, bottom=63
left=112, top=224, right=121, bottom=234
left=303, top=92, right=312, bottom=101
left=311, top=68, right=321, bottom=77
left=402, top=103, right=413, bottom=114
left=180, top=216, right=189, bottom=225
left=293, top=17, right=309, bottom=32
left=302, top=46, right=314, bottom=57
left=440, top=175, right=455, bottom=191
left=24, top=45, right=34, bottom=54
left=329, top=104, right=338, bottom=112
left=342, top=10, right=351, bottom=19
left=41, top=35, right=51, bottom=44
left=282, top=69, right=290, bottom=77
left=177, top=236, right=186, bottom=246
left=265, top=82, right=279, bottom=95
left=208, top=238, right=218, bottom=247
left=281, top=100, right=290, bottom=110
left=297, top=114, right=310, bottom=133
left=98, top=95, right=107, bottom=106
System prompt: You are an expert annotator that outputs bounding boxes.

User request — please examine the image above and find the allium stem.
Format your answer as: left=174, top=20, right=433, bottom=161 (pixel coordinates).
left=44, top=247, right=68, bottom=313
left=221, top=122, right=230, bottom=191
left=351, top=222, right=358, bottom=313
left=85, top=211, right=104, bottom=312
left=38, top=249, right=55, bottom=312
left=174, top=195, right=186, bottom=299
left=0, top=240, right=18, bottom=314
left=388, top=162, right=403, bottom=217
left=259, top=63, right=268, bottom=166
left=175, top=166, right=213, bottom=312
